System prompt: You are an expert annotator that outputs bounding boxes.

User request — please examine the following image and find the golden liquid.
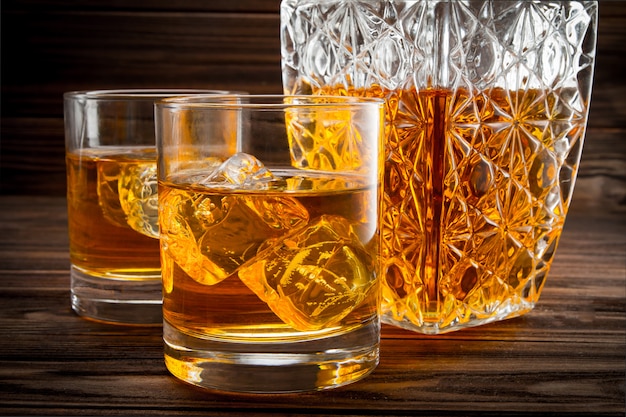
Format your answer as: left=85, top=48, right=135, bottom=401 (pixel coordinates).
left=66, top=148, right=161, bottom=278
left=159, top=169, right=379, bottom=340
left=316, top=85, right=578, bottom=330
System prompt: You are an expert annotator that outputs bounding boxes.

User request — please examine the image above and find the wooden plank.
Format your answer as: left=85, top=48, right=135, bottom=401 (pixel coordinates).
left=573, top=128, right=626, bottom=213
left=1, top=10, right=283, bottom=119
left=0, top=118, right=67, bottom=196
left=2, top=0, right=282, bottom=13
left=590, top=2, right=626, bottom=129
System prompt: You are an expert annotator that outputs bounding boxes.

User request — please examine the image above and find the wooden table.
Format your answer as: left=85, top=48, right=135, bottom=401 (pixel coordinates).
left=0, top=194, right=624, bottom=416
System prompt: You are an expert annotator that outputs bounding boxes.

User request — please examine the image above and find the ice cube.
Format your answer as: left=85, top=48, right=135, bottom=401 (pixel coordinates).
left=159, top=188, right=309, bottom=286
left=119, top=162, right=159, bottom=238
left=200, top=152, right=274, bottom=188
left=97, top=159, right=159, bottom=238
left=237, top=215, right=376, bottom=331
left=97, top=161, right=128, bottom=229
left=242, top=196, right=309, bottom=230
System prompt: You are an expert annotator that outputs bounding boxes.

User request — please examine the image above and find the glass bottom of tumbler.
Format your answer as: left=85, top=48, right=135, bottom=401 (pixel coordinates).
left=70, top=265, right=162, bottom=326
left=163, top=317, right=380, bottom=393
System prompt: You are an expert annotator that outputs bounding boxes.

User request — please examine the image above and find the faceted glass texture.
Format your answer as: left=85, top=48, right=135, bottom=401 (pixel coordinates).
left=281, top=0, right=598, bottom=333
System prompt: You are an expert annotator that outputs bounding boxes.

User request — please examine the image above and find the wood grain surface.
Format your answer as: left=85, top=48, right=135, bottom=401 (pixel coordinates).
left=0, top=195, right=624, bottom=416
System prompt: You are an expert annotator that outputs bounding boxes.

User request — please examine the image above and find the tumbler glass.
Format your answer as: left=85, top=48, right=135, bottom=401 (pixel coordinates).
left=281, top=0, right=598, bottom=333
left=155, top=94, right=384, bottom=392
left=64, top=89, right=233, bottom=325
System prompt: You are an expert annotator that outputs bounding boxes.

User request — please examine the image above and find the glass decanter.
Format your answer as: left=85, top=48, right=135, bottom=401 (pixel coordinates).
left=281, top=0, right=598, bottom=334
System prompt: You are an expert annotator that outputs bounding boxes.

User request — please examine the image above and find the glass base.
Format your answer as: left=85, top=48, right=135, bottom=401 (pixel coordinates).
left=163, top=318, right=380, bottom=393
left=70, top=266, right=162, bottom=326
left=382, top=299, right=536, bottom=335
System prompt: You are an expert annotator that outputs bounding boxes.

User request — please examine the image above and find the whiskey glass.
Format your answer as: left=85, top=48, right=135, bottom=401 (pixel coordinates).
left=155, top=94, right=385, bottom=392
left=64, top=89, right=233, bottom=325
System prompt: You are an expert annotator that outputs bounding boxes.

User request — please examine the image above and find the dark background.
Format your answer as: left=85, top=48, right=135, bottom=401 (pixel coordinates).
left=2, top=0, right=625, bottom=212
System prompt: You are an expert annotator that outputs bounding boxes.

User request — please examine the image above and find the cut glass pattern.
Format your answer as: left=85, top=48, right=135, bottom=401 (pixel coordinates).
left=281, top=0, right=597, bottom=333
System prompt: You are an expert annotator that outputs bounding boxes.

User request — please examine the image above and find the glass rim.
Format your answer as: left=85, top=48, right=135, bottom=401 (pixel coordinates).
left=155, top=94, right=386, bottom=110
left=64, top=88, right=240, bottom=101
